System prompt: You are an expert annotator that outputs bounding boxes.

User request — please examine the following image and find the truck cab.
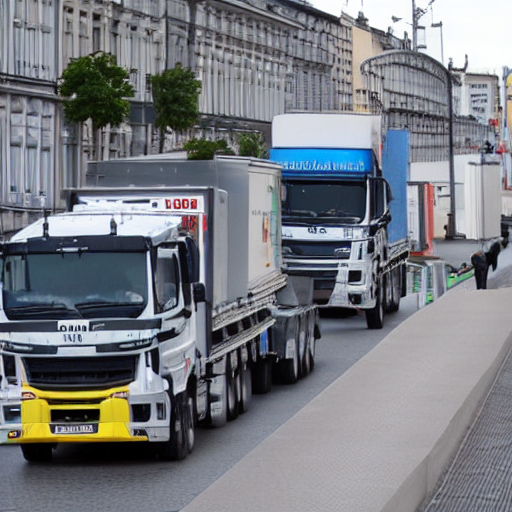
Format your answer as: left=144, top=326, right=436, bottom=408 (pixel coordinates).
left=272, top=147, right=391, bottom=308
left=0, top=199, right=204, bottom=461
left=270, top=113, right=409, bottom=329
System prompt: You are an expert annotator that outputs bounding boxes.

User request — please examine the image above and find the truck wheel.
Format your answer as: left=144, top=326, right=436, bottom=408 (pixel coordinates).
left=280, top=335, right=300, bottom=384
left=302, top=340, right=311, bottom=376
left=208, top=374, right=228, bottom=427
left=238, top=350, right=252, bottom=414
left=385, top=268, right=401, bottom=313
left=226, top=352, right=239, bottom=421
left=309, top=337, right=316, bottom=372
left=158, top=391, right=194, bottom=461
left=252, top=357, right=272, bottom=394
left=21, top=443, right=53, bottom=463
left=302, top=311, right=316, bottom=376
left=309, top=311, right=318, bottom=372
left=365, top=279, right=384, bottom=329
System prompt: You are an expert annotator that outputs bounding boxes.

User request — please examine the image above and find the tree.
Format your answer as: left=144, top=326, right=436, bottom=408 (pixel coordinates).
left=237, top=132, right=269, bottom=159
left=151, top=64, right=202, bottom=152
left=58, top=53, right=134, bottom=165
left=183, top=138, right=235, bottom=160
left=58, top=53, right=134, bottom=131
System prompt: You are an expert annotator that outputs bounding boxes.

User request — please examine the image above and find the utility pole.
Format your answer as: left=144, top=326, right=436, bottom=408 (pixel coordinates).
left=445, top=72, right=457, bottom=239
left=412, top=0, right=433, bottom=51
left=412, top=0, right=417, bottom=51
left=411, top=1, right=456, bottom=238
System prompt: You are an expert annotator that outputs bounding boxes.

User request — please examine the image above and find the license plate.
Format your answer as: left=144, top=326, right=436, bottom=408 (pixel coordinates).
left=52, top=424, right=98, bottom=435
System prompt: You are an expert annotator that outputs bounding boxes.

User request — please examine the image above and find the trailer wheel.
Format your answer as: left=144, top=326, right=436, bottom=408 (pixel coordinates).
left=302, top=311, right=316, bottom=376
left=385, top=267, right=401, bottom=313
left=365, top=276, right=384, bottom=329
left=21, top=443, right=53, bottom=463
left=238, top=349, right=252, bottom=414
left=302, top=339, right=311, bottom=376
left=252, top=357, right=272, bottom=394
left=158, top=391, right=194, bottom=461
left=208, top=374, right=228, bottom=428
left=226, top=352, right=239, bottom=421
left=280, top=334, right=300, bottom=384
left=308, top=337, right=316, bottom=372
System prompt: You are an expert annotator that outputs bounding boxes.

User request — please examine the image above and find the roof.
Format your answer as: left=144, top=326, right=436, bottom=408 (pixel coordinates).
left=10, top=211, right=182, bottom=246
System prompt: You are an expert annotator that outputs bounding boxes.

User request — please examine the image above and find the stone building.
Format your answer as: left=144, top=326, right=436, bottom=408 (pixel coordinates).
left=0, top=0, right=59, bottom=233
left=0, top=0, right=454, bottom=236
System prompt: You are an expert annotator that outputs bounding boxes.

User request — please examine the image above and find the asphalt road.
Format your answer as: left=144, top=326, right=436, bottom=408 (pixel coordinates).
left=0, top=295, right=423, bottom=512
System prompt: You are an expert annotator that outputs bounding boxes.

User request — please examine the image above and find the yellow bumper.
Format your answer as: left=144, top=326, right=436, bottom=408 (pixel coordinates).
left=18, top=385, right=148, bottom=443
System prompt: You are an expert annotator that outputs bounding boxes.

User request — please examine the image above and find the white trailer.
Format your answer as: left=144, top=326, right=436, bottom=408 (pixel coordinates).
left=0, top=156, right=319, bottom=461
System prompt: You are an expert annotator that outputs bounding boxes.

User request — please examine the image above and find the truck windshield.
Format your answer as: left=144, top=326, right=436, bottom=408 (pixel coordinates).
left=2, top=252, right=148, bottom=320
left=282, top=180, right=367, bottom=224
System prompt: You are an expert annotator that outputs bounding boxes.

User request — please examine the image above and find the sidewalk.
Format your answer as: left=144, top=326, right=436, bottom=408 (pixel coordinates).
left=417, top=238, right=512, bottom=512
left=181, top=238, right=512, bottom=512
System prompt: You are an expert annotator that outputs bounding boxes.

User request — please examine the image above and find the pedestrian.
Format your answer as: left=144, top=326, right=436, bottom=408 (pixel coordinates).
left=471, top=240, right=501, bottom=289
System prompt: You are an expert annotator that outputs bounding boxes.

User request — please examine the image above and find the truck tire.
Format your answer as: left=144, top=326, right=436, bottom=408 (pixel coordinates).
left=365, top=277, right=384, bottom=329
left=302, top=311, right=315, bottom=376
left=280, top=335, right=300, bottom=384
left=252, top=357, right=272, bottom=394
left=385, top=267, right=401, bottom=313
left=21, top=443, right=53, bottom=462
left=238, top=349, right=252, bottom=414
left=158, top=391, right=194, bottom=461
left=226, top=352, right=239, bottom=421
left=208, top=374, right=228, bottom=427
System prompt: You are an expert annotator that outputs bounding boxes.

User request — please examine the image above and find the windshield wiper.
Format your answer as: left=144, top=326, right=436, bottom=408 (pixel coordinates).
left=74, top=301, right=145, bottom=311
left=283, top=209, right=318, bottom=218
left=283, top=220, right=318, bottom=227
left=5, top=302, right=82, bottom=317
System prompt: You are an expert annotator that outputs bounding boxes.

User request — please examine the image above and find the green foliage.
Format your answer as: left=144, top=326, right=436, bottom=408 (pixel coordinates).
left=183, top=138, right=235, bottom=160
left=151, top=64, right=202, bottom=133
left=58, top=53, right=134, bottom=130
left=237, top=132, right=269, bottom=159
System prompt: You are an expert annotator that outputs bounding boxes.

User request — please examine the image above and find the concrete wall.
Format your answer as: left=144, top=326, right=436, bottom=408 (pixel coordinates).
left=182, top=288, right=512, bottom=512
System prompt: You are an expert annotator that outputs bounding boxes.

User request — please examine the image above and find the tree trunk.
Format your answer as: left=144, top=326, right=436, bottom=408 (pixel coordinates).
left=159, top=126, right=165, bottom=153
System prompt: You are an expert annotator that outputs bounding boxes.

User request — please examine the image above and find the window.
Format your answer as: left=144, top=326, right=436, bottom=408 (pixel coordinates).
left=92, top=26, right=101, bottom=52
left=154, top=248, right=180, bottom=312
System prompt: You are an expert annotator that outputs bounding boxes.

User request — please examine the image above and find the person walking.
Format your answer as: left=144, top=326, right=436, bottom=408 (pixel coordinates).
left=471, top=240, right=501, bottom=289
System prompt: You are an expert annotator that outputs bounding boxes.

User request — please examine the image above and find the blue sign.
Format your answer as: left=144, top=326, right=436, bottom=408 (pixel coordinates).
left=269, top=148, right=375, bottom=176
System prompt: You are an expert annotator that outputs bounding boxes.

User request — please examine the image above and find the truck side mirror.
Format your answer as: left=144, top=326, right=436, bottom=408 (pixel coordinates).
left=381, top=210, right=392, bottom=225
left=193, top=282, right=206, bottom=303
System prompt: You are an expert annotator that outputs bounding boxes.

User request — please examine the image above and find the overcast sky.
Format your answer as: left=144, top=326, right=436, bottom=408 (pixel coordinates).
left=309, top=0, right=512, bottom=77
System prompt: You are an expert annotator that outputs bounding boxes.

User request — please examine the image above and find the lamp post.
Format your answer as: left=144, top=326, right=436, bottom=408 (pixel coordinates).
left=445, top=70, right=457, bottom=239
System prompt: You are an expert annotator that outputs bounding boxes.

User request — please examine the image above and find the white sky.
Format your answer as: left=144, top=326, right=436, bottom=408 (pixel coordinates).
left=309, top=0, right=512, bottom=76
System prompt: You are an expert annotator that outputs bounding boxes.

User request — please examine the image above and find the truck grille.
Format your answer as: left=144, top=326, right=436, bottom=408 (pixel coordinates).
left=22, top=355, right=138, bottom=391
left=283, top=240, right=351, bottom=258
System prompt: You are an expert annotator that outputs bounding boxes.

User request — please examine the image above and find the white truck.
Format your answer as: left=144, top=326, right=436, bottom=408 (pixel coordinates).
left=0, top=155, right=319, bottom=461
left=269, top=113, right=410, bottom=329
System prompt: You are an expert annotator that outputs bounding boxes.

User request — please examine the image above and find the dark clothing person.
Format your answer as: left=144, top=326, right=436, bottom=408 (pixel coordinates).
left=471, top=241, right=501, bottom=289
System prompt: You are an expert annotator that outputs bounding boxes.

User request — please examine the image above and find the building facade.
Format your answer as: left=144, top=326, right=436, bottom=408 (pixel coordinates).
left=0, top=0, right=59, bottom=233
left=460, top=72, right=500, bottom=127
left=0, top=0, right=496, bottom=236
